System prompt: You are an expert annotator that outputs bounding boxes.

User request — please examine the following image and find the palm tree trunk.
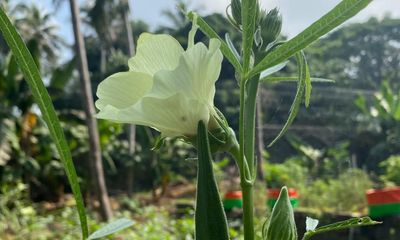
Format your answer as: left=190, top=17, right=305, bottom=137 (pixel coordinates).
left=256, top=91, right=265, bottom=180
left=121, top=0, right=137, bottom=197
left=69, top=0, right=112, bottom=220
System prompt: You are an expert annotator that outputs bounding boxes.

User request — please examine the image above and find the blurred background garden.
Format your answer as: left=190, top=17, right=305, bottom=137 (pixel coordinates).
left=1, top=0, right=400, bottom=239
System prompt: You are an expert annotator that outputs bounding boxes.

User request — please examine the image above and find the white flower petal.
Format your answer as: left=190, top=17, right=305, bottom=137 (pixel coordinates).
left=128, top=33, right=184, bottom=76
left=147, top=39, right=223, bottom=107
left=140, top=94, right=210, bottom=137
left=95, top=71, right=153, bottom=110
left=96, top=93, right=210, bottom=137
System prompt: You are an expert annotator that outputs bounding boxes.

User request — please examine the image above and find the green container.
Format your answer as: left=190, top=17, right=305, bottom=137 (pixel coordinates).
left=267, top=198, right=299, bottom=209
left=223, top=199, right=243, bottom=210
left=369, top=202, right=400, bottom=218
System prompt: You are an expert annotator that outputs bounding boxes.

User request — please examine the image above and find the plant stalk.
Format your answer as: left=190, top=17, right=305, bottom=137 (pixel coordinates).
left=242, top=182, right=255, bottom=240
left=239, top=72, right=256, bottom=240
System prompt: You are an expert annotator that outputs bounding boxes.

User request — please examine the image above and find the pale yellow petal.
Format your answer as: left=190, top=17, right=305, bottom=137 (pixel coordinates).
left=128, top=33, right=184, bottom=76
left=97, top=93, right=209, bottom=137
left=95, top=71, right=152, bottom=110
left=147, top=39, right=223, bottom=108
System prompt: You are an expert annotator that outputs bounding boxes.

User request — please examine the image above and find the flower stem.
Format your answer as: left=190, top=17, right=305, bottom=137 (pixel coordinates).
left=242, top=182, right=255, bottom=240
left=238, top=72, right=255, bottom=240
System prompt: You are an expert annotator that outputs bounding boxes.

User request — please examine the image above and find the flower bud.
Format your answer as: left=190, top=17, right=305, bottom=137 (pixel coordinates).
left=187, top=109, right=237, bottom=154
left=260, top=8, right=282, bottom=46
left=262, top=186, right=298, bottom=240
left=231, top=0, right=242, bottom=26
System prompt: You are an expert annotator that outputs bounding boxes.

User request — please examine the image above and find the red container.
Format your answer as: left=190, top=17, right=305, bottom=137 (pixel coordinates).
left=366, top=187, right=400, bottom=205
left=224, top=191, right=242, bottom=199
left=267, top=188, right=299, bottom=199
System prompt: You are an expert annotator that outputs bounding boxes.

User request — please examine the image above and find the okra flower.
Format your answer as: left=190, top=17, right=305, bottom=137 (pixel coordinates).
left=95, top=32, right=223, bottom=138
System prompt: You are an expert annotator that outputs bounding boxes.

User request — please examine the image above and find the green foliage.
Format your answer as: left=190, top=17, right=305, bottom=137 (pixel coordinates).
left=0, top=191, right=196, bottom=240
left=264, top=159, right=307, bottom=189
left=301, top=169, right=372, bottom=213
left=0, top=7, right=88, bottom=238
left=354, top=81, right=400, bottom=173
left=380, top=155, right=400, bottom=187
left=0, top=182, right=84, bottom=240
left=87, top=218, right=134, bottom=240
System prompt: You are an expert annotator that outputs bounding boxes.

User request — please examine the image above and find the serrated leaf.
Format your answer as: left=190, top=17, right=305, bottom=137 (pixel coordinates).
left=268, top=52, right=306, bottom=147
left=262, top=187, right=297, bottom=240
left=195, top=121, right=230, bottom=240
left=88, top=218, right=134, bottom=240
left=187, top=12, right=242, bottom=72
left=250, top=0, right=372, bottom=78
left=302, top=217, right=380, bottom=240
left=0, top=7, right=88, bottom=239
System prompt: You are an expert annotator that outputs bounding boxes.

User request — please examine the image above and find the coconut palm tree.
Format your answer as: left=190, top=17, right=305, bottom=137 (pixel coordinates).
left=67, top=0, right=112, bottom=220
left=13, top=3, right=65, bottom=69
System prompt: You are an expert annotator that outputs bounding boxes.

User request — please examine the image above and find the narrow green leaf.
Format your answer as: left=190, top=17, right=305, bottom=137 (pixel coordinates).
left=268, top=52, right=306, bottom=147
left=250, top=0, right=372, bottom=77
left=88, top=218, right=134, bottom=240
left=260, top=76, right=334, bottom=83
left=225, top=33, right=241, bottom=62
left=0, top=7, right=89, bottom=239
left=259, top=61, right=288, bottom=79
left=195, top=121, right=230, bottom=240
left=241, top=0, right=258, bottom=73
left=187, top=12, right=242, bottom=72
left=263, top=187, right=297, bottom=240
left=302, top=52, right=312, bottom=107
left=302, top=217, right=380, bottom=240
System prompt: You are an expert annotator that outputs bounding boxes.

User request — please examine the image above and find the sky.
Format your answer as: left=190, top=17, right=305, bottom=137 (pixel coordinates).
left=21, top=0, right=400, bottom=60
left=133, top=0, right=400, bottom=36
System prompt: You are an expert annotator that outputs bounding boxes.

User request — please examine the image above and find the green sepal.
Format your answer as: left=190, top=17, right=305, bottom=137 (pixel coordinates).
left=151, top=135, right=166, bottom=151
left=260, top=8, right=282, bottom=47
left=262, top=186, right=297, bottom=240
left=231, top=0, right=242, bottom=26
left=195, top=121, right=230, bottom=240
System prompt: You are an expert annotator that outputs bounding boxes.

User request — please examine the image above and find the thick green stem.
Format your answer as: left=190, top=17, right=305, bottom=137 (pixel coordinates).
left=244, top=76, right=260, bottom=176
left=302, top=233, right=313, bottom=240
left=239, top=76, right=246, bottom=179
left=242, top=183, right=255, bottom=240
left=239, top=72, right=255, bottom=240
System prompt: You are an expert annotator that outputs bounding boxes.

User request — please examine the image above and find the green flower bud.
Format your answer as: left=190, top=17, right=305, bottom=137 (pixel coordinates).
left=260, top=8, right=282, bottom=46
left=187, top=108, right=237, bottom=154
left=231, top=0, right=242, bottom=26
left=262, top=186, right=298, bottom=240
left=255, top=0, right=261, bottom=25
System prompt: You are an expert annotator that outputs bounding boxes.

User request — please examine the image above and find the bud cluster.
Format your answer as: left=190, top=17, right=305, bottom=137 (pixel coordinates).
left=227, top=0, right=282, bottom=50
